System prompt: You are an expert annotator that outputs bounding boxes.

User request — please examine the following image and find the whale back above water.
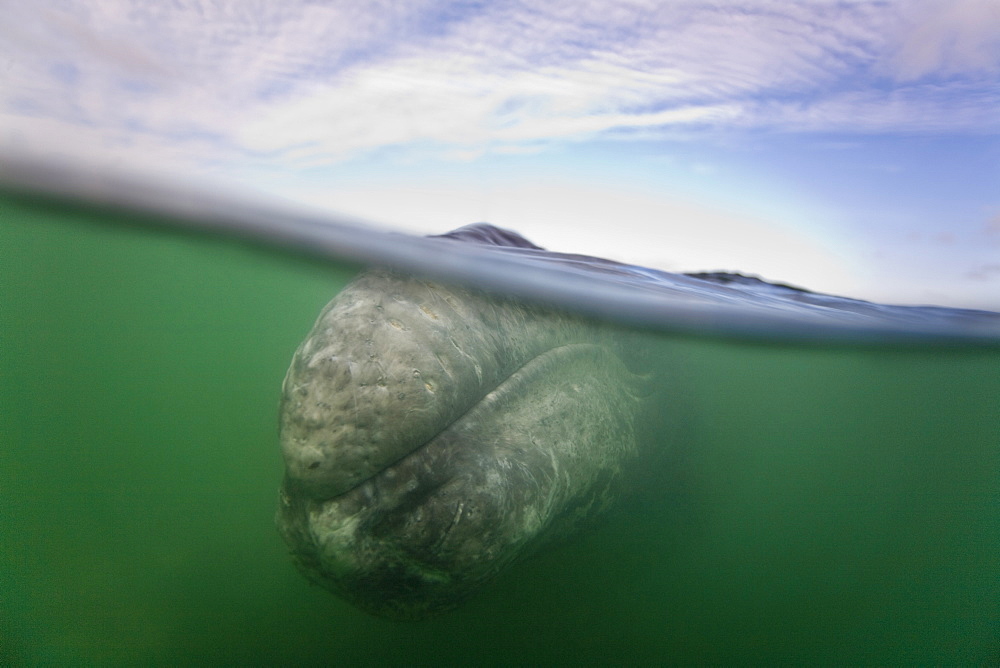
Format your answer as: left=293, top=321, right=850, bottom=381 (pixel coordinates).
left=432, top=224, right=1000, bottom=335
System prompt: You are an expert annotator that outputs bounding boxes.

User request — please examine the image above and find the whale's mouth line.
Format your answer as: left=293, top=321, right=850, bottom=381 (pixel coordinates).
left=315, top=342, right=607, bottom=505
left=316, top=430, right=446, bottom=505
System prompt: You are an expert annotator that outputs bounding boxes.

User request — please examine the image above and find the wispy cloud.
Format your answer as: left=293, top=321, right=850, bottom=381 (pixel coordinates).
left=886, top=0, right=1000, bottom=80
left=2, top=0, right=998, bottom=170
left=968, top=264, right=1000, bottom=281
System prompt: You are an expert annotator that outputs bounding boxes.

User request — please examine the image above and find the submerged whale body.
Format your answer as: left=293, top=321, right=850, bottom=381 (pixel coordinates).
left=276, top=224, right=672, bottom=620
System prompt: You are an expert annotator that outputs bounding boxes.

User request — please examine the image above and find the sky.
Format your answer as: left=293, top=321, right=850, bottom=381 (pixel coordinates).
left=2, top=0, right=999, bottom=309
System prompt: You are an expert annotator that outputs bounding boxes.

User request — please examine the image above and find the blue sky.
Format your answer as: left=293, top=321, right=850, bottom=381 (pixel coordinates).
left=2, top=1, right=999, bottom=308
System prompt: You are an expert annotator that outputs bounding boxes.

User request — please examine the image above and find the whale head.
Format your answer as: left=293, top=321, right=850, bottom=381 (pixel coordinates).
left=276, top=267, right=655, bottom=619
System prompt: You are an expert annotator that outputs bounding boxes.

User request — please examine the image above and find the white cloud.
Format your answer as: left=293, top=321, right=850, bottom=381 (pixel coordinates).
left=742, top=81, right=1000, bottom=133
left=232, top=0, right=889, bottom=162
left=886, top=0, right=1000, bottom=81
left=3, top=0, right=999, bottom=173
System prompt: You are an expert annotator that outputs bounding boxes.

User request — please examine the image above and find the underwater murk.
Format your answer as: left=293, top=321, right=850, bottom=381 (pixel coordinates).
left=2, top=190, right=999, bottom=664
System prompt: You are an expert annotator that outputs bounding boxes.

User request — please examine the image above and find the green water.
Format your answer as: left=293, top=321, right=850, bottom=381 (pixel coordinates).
left=2, top=194, right=998, bottom=664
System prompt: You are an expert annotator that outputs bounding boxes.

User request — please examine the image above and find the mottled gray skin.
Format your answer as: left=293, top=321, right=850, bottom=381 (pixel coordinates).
left=276, top=268, right=660, bottom=620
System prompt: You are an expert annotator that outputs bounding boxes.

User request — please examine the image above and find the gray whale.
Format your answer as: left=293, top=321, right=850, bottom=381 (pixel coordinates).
left=274, top=223, right=1000, bottom=620
left=276, top=225, right=668, bottom=620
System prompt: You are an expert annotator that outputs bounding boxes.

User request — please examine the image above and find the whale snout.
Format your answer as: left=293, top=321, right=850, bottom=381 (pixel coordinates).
left=278, top=269, right=537, bottom=501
